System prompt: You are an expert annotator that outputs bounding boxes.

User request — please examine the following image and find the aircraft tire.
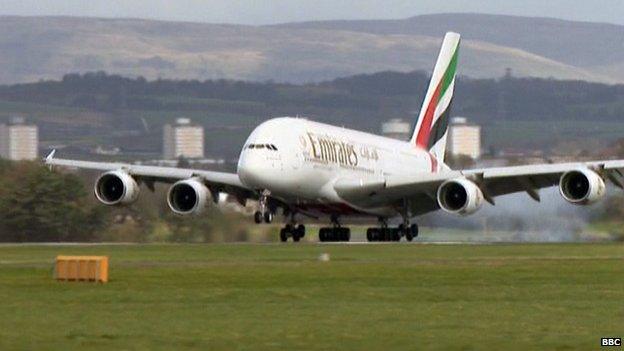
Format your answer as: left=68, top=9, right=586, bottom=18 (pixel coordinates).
left=410, top=224, right=419, bottom=238
left=319, top=228, right=327, bottom=242
left=263, top=211, right=274, bottom=223
left=391, top=228, right=401, bottom=241
left=339, top=227, right=351, bottom=242
left=367, top=228, right=380, bottom=242
left=279, top=228, right=288, bottom=242
left=297, top=224, right=305, bottom=238
left=254, top=211, right=263, bottom=224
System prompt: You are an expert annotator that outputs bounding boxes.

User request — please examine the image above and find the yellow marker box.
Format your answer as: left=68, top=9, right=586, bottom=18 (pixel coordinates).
left=55, top=256, right=109, bottom=283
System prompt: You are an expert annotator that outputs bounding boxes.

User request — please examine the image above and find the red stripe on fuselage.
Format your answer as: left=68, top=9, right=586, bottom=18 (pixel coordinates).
left=428, top=152, right=438, bottom=173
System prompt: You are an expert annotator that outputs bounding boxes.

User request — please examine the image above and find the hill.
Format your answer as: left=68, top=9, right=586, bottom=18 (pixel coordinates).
left=275, top=13, right=624, bottom=69
left=0, top=15, right=618, bottom=84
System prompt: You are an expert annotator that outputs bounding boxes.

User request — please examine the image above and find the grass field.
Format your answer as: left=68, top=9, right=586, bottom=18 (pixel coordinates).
left=0, top=243, right=623, bottom=350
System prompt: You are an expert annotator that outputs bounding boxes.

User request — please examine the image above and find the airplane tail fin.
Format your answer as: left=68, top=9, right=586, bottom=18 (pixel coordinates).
left=409, top=32, right=460, bottom=171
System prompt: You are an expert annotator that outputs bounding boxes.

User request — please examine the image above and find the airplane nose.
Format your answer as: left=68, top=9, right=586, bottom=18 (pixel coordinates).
left=238, top=153, right=272, bottom=189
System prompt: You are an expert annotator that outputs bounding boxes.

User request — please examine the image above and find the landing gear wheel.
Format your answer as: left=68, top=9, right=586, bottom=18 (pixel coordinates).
left=279, top=228, right=288, bottom=242
left=319, top=228, right=327, bottom=242
left=391, top=228, right=401, bottom=241
left=254, top=211, right=263, bottom=224
left=338, top=227, right=351, bottom=242
left=380, top=228, right=390, bottom=242
left=263, top=211, right=273, bottom=223
left=296, top=224, right=305, bottom=238
left=366, top=228, right=380, bottom=242
left=292, top=225, right=305, bottom=242
left=407, top=224, right=419, bottom=241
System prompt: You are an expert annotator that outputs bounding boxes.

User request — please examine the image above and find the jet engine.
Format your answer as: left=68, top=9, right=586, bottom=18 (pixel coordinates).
left=94, top=170, right=139, bottom=205
left=437, top=178, right=484, bottom=216
left=167, top=178, right=210, bottom=215
left=559, top=169, right=605, bottom=205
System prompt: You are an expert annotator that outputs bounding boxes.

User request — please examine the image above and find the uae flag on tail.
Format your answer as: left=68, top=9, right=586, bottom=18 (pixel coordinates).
left=410, top=32, right=460, bottom=158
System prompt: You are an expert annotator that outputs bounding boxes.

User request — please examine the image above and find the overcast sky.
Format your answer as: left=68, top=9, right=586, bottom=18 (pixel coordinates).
left=2, top=0, right=624, bottom=25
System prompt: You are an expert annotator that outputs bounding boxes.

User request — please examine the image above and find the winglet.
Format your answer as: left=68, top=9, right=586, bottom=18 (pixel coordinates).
left=45, top=149, right=56, bottom=163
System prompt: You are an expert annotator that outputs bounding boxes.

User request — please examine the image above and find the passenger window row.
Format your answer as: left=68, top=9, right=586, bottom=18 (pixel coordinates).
left=246, top=143, right=278, bottom=151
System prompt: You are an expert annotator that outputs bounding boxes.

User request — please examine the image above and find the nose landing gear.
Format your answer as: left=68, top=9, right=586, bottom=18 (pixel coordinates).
left=253, top=209, right=274, bottom=223
left=254, top=190, right=275, bottom=224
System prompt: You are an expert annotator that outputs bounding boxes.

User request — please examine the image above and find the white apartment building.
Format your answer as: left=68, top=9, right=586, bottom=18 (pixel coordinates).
left=0, top=117, right=38, bottom=161
left=448, top=117, right=481, bottom=159
left=163, top=118, right=204, bottom=159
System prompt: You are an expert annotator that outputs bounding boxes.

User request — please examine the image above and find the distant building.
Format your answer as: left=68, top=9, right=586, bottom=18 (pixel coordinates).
left=163, top=118, right=204, bottom=159
left=448, top=117, right=481, bottom=159
left=381, top=118, right=411, bottom=140
left=0, top=117, right=38, bottom=160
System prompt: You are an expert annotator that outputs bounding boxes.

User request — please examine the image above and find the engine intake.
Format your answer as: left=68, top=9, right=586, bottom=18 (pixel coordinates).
left=167, top=178, right=210, bottom=215
left=559, top=169, right=605, bottom=205
left=94, top=170, right=139, bottom=205
left=437, top=178, right=484, bottom=216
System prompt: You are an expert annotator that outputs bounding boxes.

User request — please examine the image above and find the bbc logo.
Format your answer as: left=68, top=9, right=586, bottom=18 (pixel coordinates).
left=601, top=338, right=621, bottom=347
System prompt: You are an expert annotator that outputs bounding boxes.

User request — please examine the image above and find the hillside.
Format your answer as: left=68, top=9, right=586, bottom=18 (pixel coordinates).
left=275, top=13, right=624, bottom=69
left=0, top=15, right=617, bottom=84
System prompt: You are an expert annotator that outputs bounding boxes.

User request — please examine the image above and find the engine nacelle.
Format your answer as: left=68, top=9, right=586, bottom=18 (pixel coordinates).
left=167, top=178, right=210, bottom=215
left=559, top=168, right=605, bottom=205
left=437, top=178, right=484, bottom=216
left=94, top=170, right=139, bottom=205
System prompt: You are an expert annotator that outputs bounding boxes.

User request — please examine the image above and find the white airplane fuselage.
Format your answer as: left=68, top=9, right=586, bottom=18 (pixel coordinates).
left=237, top=117, right=437, bottom=220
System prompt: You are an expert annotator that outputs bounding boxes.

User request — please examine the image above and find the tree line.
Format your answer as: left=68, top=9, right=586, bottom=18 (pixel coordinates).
left=0, top=160, right=270, bottom=243
left=1, top=71, right=624, bottom=124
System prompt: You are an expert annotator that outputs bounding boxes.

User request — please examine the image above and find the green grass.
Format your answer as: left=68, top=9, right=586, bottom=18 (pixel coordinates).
left=0, top=243, right=623, bottom=350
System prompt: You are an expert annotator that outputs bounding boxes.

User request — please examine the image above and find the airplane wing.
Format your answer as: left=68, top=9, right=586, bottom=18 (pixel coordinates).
left=44, top=150, right=255, bottom=204
left=334, top=160, right=624, bottom=216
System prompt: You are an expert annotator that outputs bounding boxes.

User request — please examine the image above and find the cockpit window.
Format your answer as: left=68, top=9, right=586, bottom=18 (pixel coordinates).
left=245, top=143, right=277, bottom=151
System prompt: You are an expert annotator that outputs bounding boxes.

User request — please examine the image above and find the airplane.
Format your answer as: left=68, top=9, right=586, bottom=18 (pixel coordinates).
left=45, top=31, right=624, bottom=242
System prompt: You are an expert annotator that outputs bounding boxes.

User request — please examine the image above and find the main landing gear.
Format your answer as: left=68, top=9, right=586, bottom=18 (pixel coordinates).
left=366, top=218, right=418, bottom=242
left=318, top=227, right=351, bottom=242
left=279, top=224, right=305, bottom=242
left=319, top=215, right=351, bottom=242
